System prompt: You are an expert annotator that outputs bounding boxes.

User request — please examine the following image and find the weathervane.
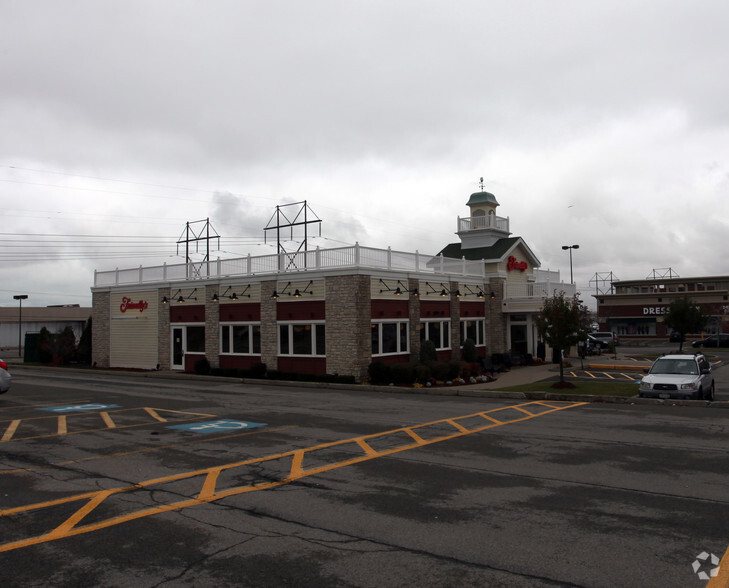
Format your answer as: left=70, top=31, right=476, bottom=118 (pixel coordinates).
left=479, top=176, right=485, bottom=191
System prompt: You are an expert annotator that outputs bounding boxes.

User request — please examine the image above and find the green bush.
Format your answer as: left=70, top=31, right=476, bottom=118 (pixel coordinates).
left=429, top=360, right=450, bottom=381
left=389, top=362, right=416, bottom=385
left=368, top=361, right=390, bottom=384
left=194, top=357, right=211, bottom=375
left=414, top=363, right=431, bottom=384
left=250, top=362, right=267, bottom=378
left=419, top=339, right=438, bottom=363
left=462, top=338, right=478, bottom=363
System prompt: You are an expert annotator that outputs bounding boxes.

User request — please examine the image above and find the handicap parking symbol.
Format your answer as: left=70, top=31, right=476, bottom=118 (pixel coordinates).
left=38, top=403, right=121, bottom=413
left=167, top=419, right=267, bottom=434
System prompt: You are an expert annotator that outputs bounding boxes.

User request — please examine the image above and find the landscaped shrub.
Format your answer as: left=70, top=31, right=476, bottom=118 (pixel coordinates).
left=250, top=362, right=267, bottom=378
left=446, top=360, right=462, bottom=380
left=389, top=362, right=416, bottom=385
left=462, top=338, right=478, bottom=363
left=429, top=360, right=450, bottom=381
left=194, top=357, right=211, bottom=375
left=368, top=361, right=390, bottom=385
left=414, top=363, right=431, bottom=384
left=419, top=339, right=438, bottom=363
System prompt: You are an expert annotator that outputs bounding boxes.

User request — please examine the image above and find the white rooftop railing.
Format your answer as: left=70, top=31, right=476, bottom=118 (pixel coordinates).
left=458, top=214, right=509, bottom=233
left=93, top=244, right=491, bottom=287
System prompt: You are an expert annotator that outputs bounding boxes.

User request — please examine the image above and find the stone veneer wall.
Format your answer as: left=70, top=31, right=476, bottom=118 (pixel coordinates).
left=325, top=275, right=371, bottom=383
left=205, top=284, right=220, bottom=369
left=91, top=291, right=110, bottom=368
left=408, top=277, right=421, bottom=363
left=157, top=287, right=171, bottom=369
left=488, top=277, right=507, bottom=352
left=449, top=280, right=462, bottom=360
left=259, top=279, right=278, bottom=371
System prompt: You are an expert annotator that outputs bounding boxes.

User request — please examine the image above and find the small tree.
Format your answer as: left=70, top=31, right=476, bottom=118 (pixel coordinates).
left=535, top=292, right=591, bottom=384
left=77, top=317, right=93, bottom=364
left=663, top=297, right=708, bottom=352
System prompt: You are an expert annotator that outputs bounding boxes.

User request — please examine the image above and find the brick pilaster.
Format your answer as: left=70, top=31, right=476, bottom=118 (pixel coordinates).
left=260, top=280, right=278, bottom=371
left=408, top=277, right=421, bottom=362
left=325, top=275, right=371, bottom=383
left=487, top=278, right=507, bottom=352
left=91, top=291, right=110, bottom=368
left=450, top=280, right=461, bottom=360
left=157, top=287, right=171, bottom=369
left=205, top=284, right=220, bottom=369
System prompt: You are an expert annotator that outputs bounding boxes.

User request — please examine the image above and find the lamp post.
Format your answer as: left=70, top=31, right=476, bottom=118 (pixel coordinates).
left=13, top=294, right=28, bottom=358
left=561, top=244, right=579, bottom=285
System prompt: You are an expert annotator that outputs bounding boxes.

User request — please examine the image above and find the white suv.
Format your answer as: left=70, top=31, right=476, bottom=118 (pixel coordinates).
left=639, top=353, right=715, bottom=401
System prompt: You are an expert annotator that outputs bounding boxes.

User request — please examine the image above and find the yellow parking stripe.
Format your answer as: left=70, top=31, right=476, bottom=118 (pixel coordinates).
left=0, top=401, right=586, bottom=553
left=0, top=407, right=216, bottom=442
left=707, top=544, right=729, bottom=587
left=100, top=412, right=116, bottom=429
left=1, top=420, right=21, bottom=442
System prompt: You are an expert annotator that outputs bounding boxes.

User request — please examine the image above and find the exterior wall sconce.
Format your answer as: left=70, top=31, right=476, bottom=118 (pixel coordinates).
left=379, top=279, right=417, bottom=297
left=213, top=285, right=251, bottom=302
left=462, top=285, right=485, bottom=299
left=292, top=280, right=314, bottom=297
left=168, top=288, right=197, bottom=304
left=271, top=291, right=279, bottom=299
left=489, top=291, right=496, bottom=300
left=454, top=290, right=462, bottom=298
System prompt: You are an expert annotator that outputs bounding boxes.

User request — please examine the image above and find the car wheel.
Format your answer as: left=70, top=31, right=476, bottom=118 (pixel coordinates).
left=708, top=383, right=715, bottom=401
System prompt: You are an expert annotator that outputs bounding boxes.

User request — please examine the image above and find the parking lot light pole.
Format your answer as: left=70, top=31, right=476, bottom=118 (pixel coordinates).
left=13, top=294, right=28, bottom=358
left=561, top=245, right=579, bottom=285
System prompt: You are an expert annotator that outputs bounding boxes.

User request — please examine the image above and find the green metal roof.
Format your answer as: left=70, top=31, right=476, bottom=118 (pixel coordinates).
left=437, top=237, right=521, bottom=261
left=466, top=191, right=499, bottom=207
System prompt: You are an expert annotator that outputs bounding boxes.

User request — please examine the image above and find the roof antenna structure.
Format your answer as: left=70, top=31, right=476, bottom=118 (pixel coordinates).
left=646, top=268, right=679, bottom=280
left=176, top=218, right=221, bottom=278
left=264, top=201, right=322, bottom=271
left=590, top=272, right=618, bottom=296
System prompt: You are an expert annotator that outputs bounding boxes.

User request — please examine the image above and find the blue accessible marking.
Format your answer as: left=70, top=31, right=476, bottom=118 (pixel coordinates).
left=38, top=403, right=121, bottom=413
left=167, top=419, right=267, bottom=434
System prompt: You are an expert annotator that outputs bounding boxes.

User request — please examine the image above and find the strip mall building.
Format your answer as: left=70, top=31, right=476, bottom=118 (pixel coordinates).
left=596, top=275, right=729, bottom=339
left=91, top=190, right=575, bottom=381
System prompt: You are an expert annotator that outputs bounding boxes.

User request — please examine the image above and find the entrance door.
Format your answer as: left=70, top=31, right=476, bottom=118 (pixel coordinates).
left=172, top=327, right=184, bottom=370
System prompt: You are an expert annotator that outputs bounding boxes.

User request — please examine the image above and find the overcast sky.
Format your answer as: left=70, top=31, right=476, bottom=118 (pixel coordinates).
left=2, top=0, right=729, bottom=309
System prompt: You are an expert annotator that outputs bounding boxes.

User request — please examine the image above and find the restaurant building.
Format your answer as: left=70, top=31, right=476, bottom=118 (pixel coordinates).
left=595, top=275, right=729, bottom=339
left=91, top=188, right=575, bottom=381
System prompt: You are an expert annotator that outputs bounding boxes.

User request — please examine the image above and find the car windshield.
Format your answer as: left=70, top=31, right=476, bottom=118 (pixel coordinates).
left=651, top=358, right=698, bottom=375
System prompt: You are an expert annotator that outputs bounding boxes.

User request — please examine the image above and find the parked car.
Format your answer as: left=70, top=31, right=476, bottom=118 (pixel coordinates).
left=0, top=359, right=11, bottom=394
left=669, top=331, right=685, bottom=343
left=590, top=331, right=619, bottom=348
left=639, top=353, right=714, bottom=400
left=691, top=334, right=729, bottom=348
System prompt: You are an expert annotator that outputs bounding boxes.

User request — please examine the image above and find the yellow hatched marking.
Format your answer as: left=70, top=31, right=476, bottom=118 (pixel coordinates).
left=2, top=420, right=21, bottom=442
left=447, top=419, right=470, bottom=434
left=404, top=428, right=427, bottom=444
left=621, top=373, right=639, bottom=381
left=355, top=438, right=378, bottom=457
left=0, top=407, right=216, bottom=442
left=602, top=372, right=616, bottom=380
left=707, top=543, right=729, bottom=587
left=100, top=412, right=116, bottom=429
left=0, top=401, right=587, bottom=554
left=584, top=371, right=597, bottom=379
left=144, top=407, right=167, bottom=422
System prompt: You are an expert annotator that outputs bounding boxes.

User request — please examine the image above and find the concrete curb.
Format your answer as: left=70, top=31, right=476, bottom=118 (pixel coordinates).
left=8, top=363, right=729, bottom=408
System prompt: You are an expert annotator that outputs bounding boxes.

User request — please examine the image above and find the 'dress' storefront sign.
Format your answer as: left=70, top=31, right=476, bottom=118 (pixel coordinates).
left=643, top=306, right=667, bottom=315
left=120, top=297, right=148, bottom=313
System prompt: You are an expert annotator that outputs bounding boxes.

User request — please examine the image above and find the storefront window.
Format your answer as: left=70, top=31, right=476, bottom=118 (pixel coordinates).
left=372, top=321, right=408, bottom=356
left=186, top=326, right=205, bottom=353
left=461, top=319, right=485, bottom=346
left=279, top=323, right=325, bottom=356
left=221, top=324, right=261, bottom=355
left=420, top=320, right=450, bottom=350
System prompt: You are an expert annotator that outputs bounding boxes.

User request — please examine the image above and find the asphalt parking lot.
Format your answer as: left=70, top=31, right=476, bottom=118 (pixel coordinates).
left=1, top=366, right=729, bottom=587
